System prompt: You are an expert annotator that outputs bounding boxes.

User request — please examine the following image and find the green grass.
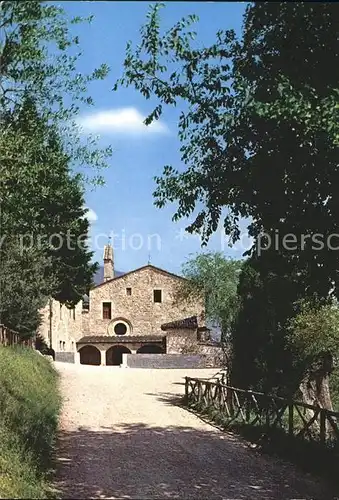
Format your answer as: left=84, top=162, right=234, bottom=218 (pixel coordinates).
left=0, top=346, right=61, bottom=498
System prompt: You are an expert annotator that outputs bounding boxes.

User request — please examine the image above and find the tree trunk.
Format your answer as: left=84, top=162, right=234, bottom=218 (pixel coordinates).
left=299, top=353, right=333, bottom=410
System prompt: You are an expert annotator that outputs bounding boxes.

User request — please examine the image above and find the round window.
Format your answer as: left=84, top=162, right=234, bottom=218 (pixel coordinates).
left=114, top=322, right=127, bottom=335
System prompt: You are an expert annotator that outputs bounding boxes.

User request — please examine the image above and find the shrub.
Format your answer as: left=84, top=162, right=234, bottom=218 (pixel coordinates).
left=0, top=346, right=61, bottom=498
left=287, top=299, right=339, bottom=409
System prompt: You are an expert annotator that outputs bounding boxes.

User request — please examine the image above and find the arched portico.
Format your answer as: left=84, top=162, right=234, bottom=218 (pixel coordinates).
left=106, top=345, right=131, bottom=366
left=137, top=344, right=164, bottom=354
left=79, top=345, right=101, bottom=365
left=76, top=335, right=166, bottom=365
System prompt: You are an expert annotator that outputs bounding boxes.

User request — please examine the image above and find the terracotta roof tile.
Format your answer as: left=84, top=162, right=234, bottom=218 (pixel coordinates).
left=161, top=316, right=198, bottom=331
left=77, top=335, right=165, bottom=344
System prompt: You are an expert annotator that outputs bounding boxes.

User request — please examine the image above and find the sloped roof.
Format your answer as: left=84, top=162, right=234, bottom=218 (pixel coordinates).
left=161, top=316, right=198, bottom=331
left=77, top=335, right=165, bottom=344
left=91, top=264, right=186, bottom=290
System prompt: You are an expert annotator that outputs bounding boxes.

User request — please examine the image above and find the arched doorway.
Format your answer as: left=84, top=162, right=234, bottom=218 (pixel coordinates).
left=137, top=344, right=164, bottom=354
left=106, top=345, right=131, bottom=366
left=79, top=345, right=101, bottom=365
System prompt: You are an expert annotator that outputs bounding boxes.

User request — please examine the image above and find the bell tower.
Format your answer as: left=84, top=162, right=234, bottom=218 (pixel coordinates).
left=103, top=241, right=114, bottom=281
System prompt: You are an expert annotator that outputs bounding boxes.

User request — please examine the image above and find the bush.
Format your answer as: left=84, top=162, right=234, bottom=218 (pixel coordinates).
left=0, top=346, right=61, bottom=498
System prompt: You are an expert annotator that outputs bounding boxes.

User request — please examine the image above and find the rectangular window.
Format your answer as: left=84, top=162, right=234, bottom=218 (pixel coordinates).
left=153, top=289, right=162, bottom=303
left=73, top=308, right=76, bottom=320
left=126, top=287, right=132, bottom=296
left=102, top=302, right=112, bottom=319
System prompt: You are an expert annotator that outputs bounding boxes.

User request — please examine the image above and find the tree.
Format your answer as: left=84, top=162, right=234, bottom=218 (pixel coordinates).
left=115, top=2, right=339, bottom=403
left=0, top=0, right=112, bottom=184
left=115, top=2, right=339, bottom=298
left=287, top=299, right=339, bottom=410
left=176, top=252, right=243, bottom=339
left=231, top=253, right=304, bottom=396
left=231, top=251, right=339, bottom=410
left=0, top=99, right=97, bottom=334
left=0, top=1, right=111, bottom=334
left=0, top=239, right=51, bottom=336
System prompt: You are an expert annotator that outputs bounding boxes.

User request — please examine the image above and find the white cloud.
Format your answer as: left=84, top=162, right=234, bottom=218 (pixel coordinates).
left=84, top=207, right=98, bottom=223
left=77, top=107, right=169, bottom=136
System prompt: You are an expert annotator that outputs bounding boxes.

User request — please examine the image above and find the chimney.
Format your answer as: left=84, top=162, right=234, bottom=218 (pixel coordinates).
left=103, top=243, right=114, bottom=281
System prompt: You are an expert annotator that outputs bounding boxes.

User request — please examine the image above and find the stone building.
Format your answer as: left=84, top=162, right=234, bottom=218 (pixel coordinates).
left=38, top=244, right=212, bottom=366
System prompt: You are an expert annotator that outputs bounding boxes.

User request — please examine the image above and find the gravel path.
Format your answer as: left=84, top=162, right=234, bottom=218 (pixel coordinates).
left=53, top=362, right=333, bottom=499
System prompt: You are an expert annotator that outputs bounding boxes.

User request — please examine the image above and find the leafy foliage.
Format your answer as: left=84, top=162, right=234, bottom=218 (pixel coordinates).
left=115, top=2, right=339, bottom=297
left=231, top=254, right=300, bottom=395
left=287, top=299, right=339, bottom=409
left=0, top=0, right=112, bottom=184
left=287, top=300, right=339, bottom=364
left=176, top=252, right=243, bottom=338
left=0, top=1, right=111, bottom=334
left=232, top=256, right=339, bottom=407
left=116, top=2, right=339, bottom=402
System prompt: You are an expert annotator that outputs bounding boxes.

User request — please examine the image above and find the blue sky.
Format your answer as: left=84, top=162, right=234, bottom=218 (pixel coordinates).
left=61, top=1, right=250, bottom=274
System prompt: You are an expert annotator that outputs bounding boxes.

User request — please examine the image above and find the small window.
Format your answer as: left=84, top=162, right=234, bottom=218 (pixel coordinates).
left=59, top=304, right=62, bottom=319
left=114, top=322, right=127, bottom=335
left=153, top=289, right=162, bottom=303
left=73, top=308, right=76, bottom=320
left=126, top=287, right=132, bottom=296
left=102, top=302, right=112, bottom=319
left=59, top=340, right=62, bottom=351
left=63, top=341, right=66, bottom=351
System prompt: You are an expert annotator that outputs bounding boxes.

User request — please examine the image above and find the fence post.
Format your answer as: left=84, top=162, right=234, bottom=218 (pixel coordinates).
left=288, top=404, right=294, bottom=437
left=184, top=377, right=189, bottom=405
left=198, top=380, right=202, bottom=404
left=206, top=382, right=210, bottom=406
left=246, top=396, right=251, bottom=423
left=216, top=379, right=221, bottom=410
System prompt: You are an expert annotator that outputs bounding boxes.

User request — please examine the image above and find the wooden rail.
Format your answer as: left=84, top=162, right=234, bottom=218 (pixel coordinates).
left=185, top=377, right=339, bottom=446
left=0, top=324, right=33, bottom=347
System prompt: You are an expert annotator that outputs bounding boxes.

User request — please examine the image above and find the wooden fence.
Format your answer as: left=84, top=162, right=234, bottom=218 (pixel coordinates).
left=185, top=377, right=339, bottom=447
left=0, top=324, right=33, bottom=348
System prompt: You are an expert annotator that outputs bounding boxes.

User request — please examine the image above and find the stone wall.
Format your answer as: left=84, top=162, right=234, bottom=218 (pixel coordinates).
left=196, top=344, right=225, bottom=368
left=81, top=310, right=90, bottom=336
left=37, top=299, right=83, bottom=354
left=166, top=328, right=198, bottom=354
left=88, top=266, right=203, bottom=337
left=55, top=352, right=75, bottom=363
left=122, top=353, right=207, bottom=369
left=165, top=328, right=224, bottom=367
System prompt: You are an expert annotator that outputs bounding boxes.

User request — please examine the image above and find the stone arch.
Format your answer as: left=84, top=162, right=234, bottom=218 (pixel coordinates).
left=79, top=345, right=101, bottom=365
left=137, top=344, right=164, bottom=354
left=106, top=345, right=131, bottom=366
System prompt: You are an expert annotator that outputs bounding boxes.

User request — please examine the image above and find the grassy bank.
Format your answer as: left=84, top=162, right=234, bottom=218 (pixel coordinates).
left=0, top=346, right=61, bottom=498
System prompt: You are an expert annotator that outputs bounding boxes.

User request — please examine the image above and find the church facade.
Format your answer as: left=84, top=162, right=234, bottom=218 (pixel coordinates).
left=38, top=244, right=207, bottom=366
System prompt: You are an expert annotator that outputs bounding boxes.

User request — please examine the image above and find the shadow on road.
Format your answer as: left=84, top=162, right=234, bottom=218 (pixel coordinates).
left=53, top=421, right=328, bottom=500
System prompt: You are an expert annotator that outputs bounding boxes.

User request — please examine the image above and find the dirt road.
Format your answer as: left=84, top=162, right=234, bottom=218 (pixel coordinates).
left=53, top=362, right=332, bottom=499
